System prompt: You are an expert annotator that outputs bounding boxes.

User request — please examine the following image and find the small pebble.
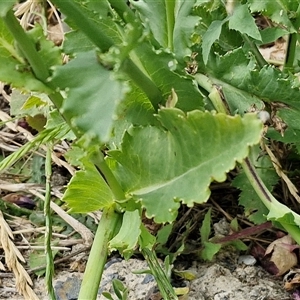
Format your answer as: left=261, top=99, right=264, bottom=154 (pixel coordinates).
left=238, top=255, right=257, bottom=266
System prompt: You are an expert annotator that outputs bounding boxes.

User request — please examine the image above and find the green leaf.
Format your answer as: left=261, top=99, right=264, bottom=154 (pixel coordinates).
left=195, top=0, right=224, bottom=12
left=139, top=224, right=156, bottom=250
left=202, top=20, right=225, bottom=65
left=10, top=90, right=51, bottom=117
left=136, top=44, right=204, bottom=111
left=232, top=145, right=279, bottom=224
left=200, top=241, right=222, bottom=261
left=50, top=51, right=128, bottom=143
left=109, top=108, right=263, bottom=223
left=131, top=0, right=198, bottom=59
left=109, top=210, right=141, bottom=259
left=109, top=82, right=159, bottom=149
left=61, top=0, right=122, bottom=50
left=173, top=1, right=199, bottom=58
left=230, top=240, right=248, bottom=251
left=63, top=30, right=96, bottom=55
left=112, top=279, right=128, bottom=300
left=204, top=48, right=300, bottom=114
left=62, top=162, right=115, bottom=213
left=200, top=208, right=212, bottom=243
left=259, top=27, right=289, bottom=44
left=156, top=224, right=173, bottom=246
left=131, top=0, right=169, bottom=49
left=228, top=4, right=261, bottom=41
left=27, top=25, right=62, bottom=69
left=0, top=1, right=15, bottom=17
left=102, top=292, right=114, bottom=300
left=244, top=67, right=300, bottom=106
left=248, top=0, right=297, bottom=32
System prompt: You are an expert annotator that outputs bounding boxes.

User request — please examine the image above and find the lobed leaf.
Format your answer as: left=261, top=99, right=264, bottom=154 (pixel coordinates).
left=62, top=162, right=115, bottom=213
left=135, top=44, right=204, bottom=111
left=228, top=4, right=261, bottom=41
left=204, top=48, right=300, bottom=114
left=50, top=51, right=128, bottom=144
left=202, top=20, right=225, bottom=65
left=108, top=108, right=263, bottom=223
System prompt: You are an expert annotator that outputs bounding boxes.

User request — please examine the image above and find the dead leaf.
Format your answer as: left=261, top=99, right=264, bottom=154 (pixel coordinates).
left=265, top=235, right=298, bottom=276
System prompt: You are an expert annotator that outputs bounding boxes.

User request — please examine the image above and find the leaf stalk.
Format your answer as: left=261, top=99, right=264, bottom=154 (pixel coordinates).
left=165, top=0, right=175, bottom=50
left=78, top=206, right=120, bottom=300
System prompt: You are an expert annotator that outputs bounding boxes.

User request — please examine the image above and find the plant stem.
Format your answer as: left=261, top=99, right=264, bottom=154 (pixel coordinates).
left=241, top=158, right=300, bottom=245
left=165, top=0, right=175, bottom=50
left=44, top=143, right=56, bottom=300
left=196, top=72, right=300, bottom=245
left=121, top=58, right=164, bottom=110
left=2, top=9, right=50, bottom=82
left=50, top=0, right=114, bottom=52
left=50, top=0, right=164, bottom=110
left=78, top=206, right=120, bottom=300
left=284, top=4, right=300, bottom=71
left=194, top=73, right=229, bottom=114
left=91, top=151, right=125, bottom=200
left=242, top=34, right=268, bottom=69
left=107, top=0, right=137, bottom=24
left=2, top=8, right=65, bottom=111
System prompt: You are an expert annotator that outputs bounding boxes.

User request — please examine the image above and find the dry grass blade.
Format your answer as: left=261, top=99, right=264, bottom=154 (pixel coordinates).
left=29, top=190, right=94, bottom=245
left=0, top=210, right=39, bottom=300
left=0, top=109, right=75, bottom=175
left=264, top=144, right=300, bottom=203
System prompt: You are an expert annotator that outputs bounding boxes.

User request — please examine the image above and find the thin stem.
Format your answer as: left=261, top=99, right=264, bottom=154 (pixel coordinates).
left=50, top=0, right=164, bottom=110
left=78, top=206, right=120, bottom=300
left=91, top=151, right=125, bottom=200
left=241, top=158, right=274, bottom=209
left=195, top=71, right=300, bottom=245
left=242, top=34, right=268, bottom=69
left=194, top=73, right=229, bottom=114
left=2, top=8, right=65, bottom=112
left=241, top=158, right=300, bottom=245
left=44, top=143, right=56, bottom=300
left=107, top=0, right=137, bottom=24
left=2, top=9, right=50, bottom=81
left=50, top=0, right=114, bottom=52
left=121, top=58, right=164, bottom=110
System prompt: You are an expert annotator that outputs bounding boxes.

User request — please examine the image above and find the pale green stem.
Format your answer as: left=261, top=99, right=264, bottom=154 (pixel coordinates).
left=194, top=73, right=228, bottom=114
left=195, top=72, right=300, bottom=245
left=78, top=206, right=120, bottom=300
left=165, top=0, right=175, bottom=50
left=241, top=159, right=300, bottom=245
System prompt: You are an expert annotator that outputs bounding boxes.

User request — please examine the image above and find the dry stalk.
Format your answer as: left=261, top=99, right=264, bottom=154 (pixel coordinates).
left=0, top=210, right=39, bottom=300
